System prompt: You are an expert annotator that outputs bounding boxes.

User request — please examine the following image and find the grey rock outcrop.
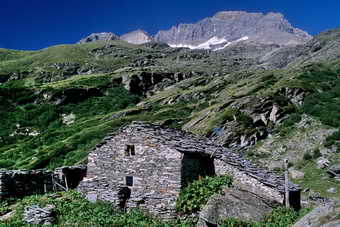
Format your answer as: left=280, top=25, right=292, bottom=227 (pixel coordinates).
left=293, top=200, right=340, bottom=227
left=327, top=163, right=340, bottom=179
left=329, top=164, right=340, bottom=174
left=198, top=188, right=274, bottom=226
left=289, top=28, right=340, bottom=66
left=120, top=29, right=153, bottom=45
left=23, top=205, right=55, bottom=225
left=155, top=11, right=312, bottom=48
left=78, top=32, right=119, bottom=44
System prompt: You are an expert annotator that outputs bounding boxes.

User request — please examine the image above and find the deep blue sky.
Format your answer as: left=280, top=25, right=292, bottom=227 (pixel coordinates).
left=1, top=0, right=339, bottom=50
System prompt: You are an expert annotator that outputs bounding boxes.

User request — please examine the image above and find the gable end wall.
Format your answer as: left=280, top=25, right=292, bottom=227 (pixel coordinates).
left=78, top=131, right=183, bottom=218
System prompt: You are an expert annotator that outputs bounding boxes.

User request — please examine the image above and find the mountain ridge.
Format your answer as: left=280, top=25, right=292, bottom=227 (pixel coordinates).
left=155, top=11, right=312, bottom=49
left=78, top=11, right=312, bottom=50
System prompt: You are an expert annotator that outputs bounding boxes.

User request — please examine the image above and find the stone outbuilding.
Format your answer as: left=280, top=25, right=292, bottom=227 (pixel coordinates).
left=78, top=121, right=300, bottom=218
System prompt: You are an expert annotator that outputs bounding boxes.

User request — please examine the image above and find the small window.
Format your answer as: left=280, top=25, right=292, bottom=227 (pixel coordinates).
left=126, top=176, right=133, bottom=186
left=125, top=145, right=135, bottom=156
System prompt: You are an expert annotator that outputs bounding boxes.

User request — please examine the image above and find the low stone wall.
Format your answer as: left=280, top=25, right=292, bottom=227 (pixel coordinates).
left=215, top=159, right=282, bottom=205
left=0, top=166, right=86, bottom=199
left=0, top=170, right=53, bottom=198
left=214, top=157, right=301, bottom=209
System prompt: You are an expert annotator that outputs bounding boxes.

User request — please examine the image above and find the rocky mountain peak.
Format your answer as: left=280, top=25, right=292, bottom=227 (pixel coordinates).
left=213, top=11, right=264, bottom=20
left=155, top=11, right=312, bottom=50
left=120, top=29, right=153, bottom=45
left=78, top=32, right=119, bottom=44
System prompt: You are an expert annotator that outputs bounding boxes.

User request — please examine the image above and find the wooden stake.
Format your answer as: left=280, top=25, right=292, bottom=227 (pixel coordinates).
left=284, top=159, right=289, bottom=208
left=52, top=174, right=56, bottom=192
left=64, top=174, right=69, bottom=191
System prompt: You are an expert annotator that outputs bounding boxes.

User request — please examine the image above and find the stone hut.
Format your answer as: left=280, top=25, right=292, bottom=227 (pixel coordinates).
left=78, top=121, right=300, bottom=219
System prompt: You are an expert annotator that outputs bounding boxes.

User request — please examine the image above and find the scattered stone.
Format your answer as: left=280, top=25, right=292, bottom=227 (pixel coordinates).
left=289, top=169, right=305, bottom=180
left=23, top=205, right=55, bottom=225
left=327, top=187, right=337, bottom=193
left=0, top=211, right=15, bottom=221
left=329, top=164, right=340, bottom=174
left=302, top=188, right=310, bottom=193
left=62, top=113, right=76, bottom=125
left=316, top=157, right=330, bottom=169
left=327, top=164, right=340, bottom=178
left=198, top=188, right=274, bottom=226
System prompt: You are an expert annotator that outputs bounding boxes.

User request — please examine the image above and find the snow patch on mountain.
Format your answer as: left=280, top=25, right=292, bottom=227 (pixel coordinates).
left=168, top=36, right=228, bottom=50
left=168, top=36, right=249, bottom=51
left=214, top=36, right=249, bottom=51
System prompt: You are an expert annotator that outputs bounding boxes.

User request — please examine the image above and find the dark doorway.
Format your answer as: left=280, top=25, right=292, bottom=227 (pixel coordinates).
left=181, top=153, right=215, bottom=188
left=118, top=186, right=131, bottom=211
left=62, top=167, right=87, bottom=189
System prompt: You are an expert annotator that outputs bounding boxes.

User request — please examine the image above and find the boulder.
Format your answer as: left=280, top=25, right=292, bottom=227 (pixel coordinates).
left=0, top=211, right=15, bottom=221
left=316, top=158, right=330, bottom=169
left=23, top=205, right=55, bottom=225
left=327, top=188, right=337, bottom=194
left=62, top=113, right=76, bottom=125
left=329, top=164, right=340, bottom=174
left=293, top=200, right=340, bottom=227
left=289, top=169, right=305, bottom=180
left=327, top=164, right=340, bottom=178
left=198, top=188, right=274, bottom=226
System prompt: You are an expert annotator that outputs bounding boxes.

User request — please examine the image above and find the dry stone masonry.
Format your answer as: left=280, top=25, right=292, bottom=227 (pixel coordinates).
left=0, top=166, right=86, bottom=199
left=78, top=121, right=301, bottom=219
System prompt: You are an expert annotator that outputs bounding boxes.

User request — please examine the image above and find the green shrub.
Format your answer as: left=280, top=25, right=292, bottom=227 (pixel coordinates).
left=303, top=153, right=313, bottom=161
left=220, top=218, right=254, bottom=227
left=297, top=64, right=340, bottom=153
left=313, top=148, right=322, bottom=159
left=176, top=175, right=233, bottom=214
left=219, top=207, right=311, bottom=227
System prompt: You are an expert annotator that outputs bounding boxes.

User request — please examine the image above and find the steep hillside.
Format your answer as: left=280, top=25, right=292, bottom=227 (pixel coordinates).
left=0, top=28, right=340, bottom=204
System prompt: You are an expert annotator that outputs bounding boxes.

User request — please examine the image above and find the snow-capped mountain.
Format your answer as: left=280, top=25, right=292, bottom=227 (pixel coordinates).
left=155, top=11, right=312, bottom=48
left=78, top=11, right=312, bottom=51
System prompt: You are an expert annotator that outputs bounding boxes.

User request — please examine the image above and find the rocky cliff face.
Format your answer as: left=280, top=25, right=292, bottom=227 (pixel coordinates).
left=78, top=32, right=119, bottom=44
left=155, top=11, right=312, bottom=50
left=120, top=29, right=153, bottom=45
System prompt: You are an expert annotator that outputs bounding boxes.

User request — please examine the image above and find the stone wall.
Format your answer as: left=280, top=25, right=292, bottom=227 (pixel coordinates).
left=214, top=159, right=282, bottom=205
left=214, top=157, right=301, bottom=209
left=78, top=130, right=183, bottom=219
left=0, top=166, right=86, bottom=199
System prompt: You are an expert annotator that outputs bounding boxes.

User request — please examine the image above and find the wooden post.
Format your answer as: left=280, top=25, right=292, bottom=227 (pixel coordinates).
left=43, top=170, right=47, bottom=193
left=52, top=174, right=56, bottom=192
left=64, top=174, right=69, bottom=191
left=284, top=159, right=289, bottom=208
